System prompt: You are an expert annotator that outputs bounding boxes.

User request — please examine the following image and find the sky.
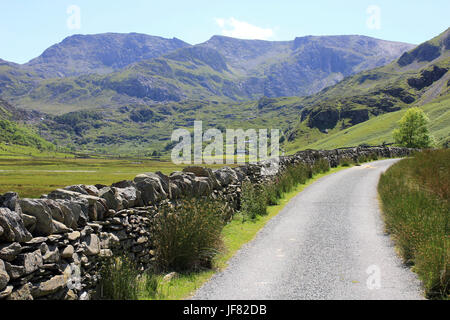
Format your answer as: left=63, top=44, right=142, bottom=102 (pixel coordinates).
left=0, top=0, right=449, bottom=64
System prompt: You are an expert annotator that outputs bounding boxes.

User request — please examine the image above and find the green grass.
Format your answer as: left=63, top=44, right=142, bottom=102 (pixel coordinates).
left=0, top=157, right=226, bottom=198
left=138, top=165, right=347, bottom=300
left=290, top=94, right=450, bottom=151
left=378, top=149, right=449, bottom=299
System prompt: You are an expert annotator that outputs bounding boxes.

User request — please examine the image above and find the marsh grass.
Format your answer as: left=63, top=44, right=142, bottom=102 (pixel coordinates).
left=152, top=198, right=230, bottom=271
left=378, top=149, right=449, bottom=299
left=99, top=256, right=160, bottom=300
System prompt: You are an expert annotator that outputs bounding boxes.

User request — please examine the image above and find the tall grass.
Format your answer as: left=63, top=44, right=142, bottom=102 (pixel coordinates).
left=241, top=159, right=330, bottom=220
left=378, top=149, right=449, bottom=299
left=152, top=198, right=229, bottom=271
left=99, top=255, right=159, bottom=300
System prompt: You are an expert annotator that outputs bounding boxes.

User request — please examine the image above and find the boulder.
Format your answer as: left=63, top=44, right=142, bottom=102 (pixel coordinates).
left=0, top=207, right=32, bottom=242
left=21, top=214, right=37, bottom=233
left=47, top=189, right=104, bottom=222
left=115, top=187, right=142, bottom=208
left=64, top=184, right=99, bottom=197
left=7, top=283, right=33, bottom=300
left=154, top=171, right=170, bottom=194
left=0, top=242, right=21, bottom=262
left=31, top=275, right=67, bottom=298
left=0, top=192, right=21, bottom=213
left=134, top=173, right=168, bottom=205
left=15, top=249, right=43, bottom=275
left=67, top=231, right=81, bottom=241
left=193, top=177, right=213, bottom=196
left=60, top=245, right=74, bottom=259
left=111, top=180, right=135, bottom=189
left=184, top=166, right=220, bottom=190
left=18, top=199, right=54, bottom=236
left=82, top=234, right=100, bottom=256
left=4, top=261, right=25, bottom=279
left=0, top=259, right=10, bottom=291
left=99, top=187, right=123, bottom=211
left=42, top=244, right=60, bottom=263
left=0, top=285, right=12, bottom=299
left=214, top=167, right=239, bottom=186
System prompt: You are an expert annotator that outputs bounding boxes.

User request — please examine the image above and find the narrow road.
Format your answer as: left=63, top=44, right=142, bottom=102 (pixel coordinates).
left=193, top=159, right=424, bottom=300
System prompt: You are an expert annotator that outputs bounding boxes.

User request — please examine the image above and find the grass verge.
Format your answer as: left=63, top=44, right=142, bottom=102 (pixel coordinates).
left=378, top=149, right=449, bottom=299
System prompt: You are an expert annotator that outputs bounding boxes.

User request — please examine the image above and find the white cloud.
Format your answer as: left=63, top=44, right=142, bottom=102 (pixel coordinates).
left=214, top=17, right=274, bottom=40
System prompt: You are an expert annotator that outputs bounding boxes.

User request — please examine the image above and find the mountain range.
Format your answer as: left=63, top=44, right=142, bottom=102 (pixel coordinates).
left=0, top=28, right=448, bottom=156
left=0, top=33, right=413, bottom=112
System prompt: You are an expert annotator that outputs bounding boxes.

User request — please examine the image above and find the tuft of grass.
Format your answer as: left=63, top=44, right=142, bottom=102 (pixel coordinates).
left=152, top=198, right=230, bottom=271
left=99, top=255, right=160, bottom=300
left=241, top=182, right=268, bottom=220
left=378, top=149, right=449, bottom=299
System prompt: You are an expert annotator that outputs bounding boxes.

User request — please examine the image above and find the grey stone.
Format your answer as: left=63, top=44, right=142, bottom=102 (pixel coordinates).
left=67, top=231, right=80, bottom=241
left=7, top=283, right=33, bottom=300
left=61, top=245, right=74, bottom=259
left=18, top=199, right=54, bottom=236
left=99, top=187, right=123, bottom=211
left=0, top=242, right=21, bottom=262
left=82, top=234, right=100, bottom=256
left=4, top=262, right=25, bottom=279
left=52, top=219, right=72, bottom=234
left=0, top=192, right=21, bottom=212
left=31, top=274, right=66, bottom=298
left=42, top=245, right=60, bottom=263
left=134, top=172, right=168, bottom=205
left=21, top=214, right=36, bottom=233
left=0, top=259, right=10, bottom=290
left=0, top=285, right=13, bottom=299
left=16, top=249, right=43, bottom=274
left=0, top=207, right=32, bottom=242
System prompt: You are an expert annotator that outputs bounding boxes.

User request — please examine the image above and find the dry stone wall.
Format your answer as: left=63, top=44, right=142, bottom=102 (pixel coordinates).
left=0, top=147, right=414, bottom=300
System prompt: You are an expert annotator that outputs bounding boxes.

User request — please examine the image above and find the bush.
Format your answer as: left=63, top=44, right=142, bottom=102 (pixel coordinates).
left=99, top=255, right=159, bottom=300
left=378, top=149, right=449, bottom=299
left=339, top=157, right=354, bottom=167
left=241, top=181, right=268, bottom=220
left=152, top=198, right=228, bottom=271
left=312, top=158, right=330, bottom=174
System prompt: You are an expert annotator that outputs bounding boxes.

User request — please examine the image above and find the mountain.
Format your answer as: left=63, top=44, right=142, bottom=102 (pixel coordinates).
left=24, top=33, right=191, bottom=78
left=199, top=35, right=415, bottom=96
left=284, top=27, right=450, bottom=150
left=0, top=33, right=414, bottom=113
left=4, top=30, right=448, bottom=156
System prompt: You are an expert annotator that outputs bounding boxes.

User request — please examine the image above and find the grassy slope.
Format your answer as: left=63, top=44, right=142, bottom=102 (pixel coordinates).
left=290, top=94, right=450, bottom=151
left=284, top=28, right=450, bottom=152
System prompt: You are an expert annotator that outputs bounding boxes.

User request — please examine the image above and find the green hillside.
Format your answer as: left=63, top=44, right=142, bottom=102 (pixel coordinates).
left=285, top=28, right=450, bottom=151
left=287, top=94, right=449, bottom=151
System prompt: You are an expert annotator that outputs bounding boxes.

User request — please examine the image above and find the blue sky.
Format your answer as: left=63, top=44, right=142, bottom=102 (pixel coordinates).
left=1, top=0, right=449, bottom=64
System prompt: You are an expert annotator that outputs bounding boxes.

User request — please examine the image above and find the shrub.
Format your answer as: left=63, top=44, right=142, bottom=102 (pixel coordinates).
left=264, top=182, right=280, bottom=206
left=339, top=157, right=354, bottom=167
left=312, top=158, right=330, bottom=174
left=152, top=198, right=228, bottom=271
left=378, top=149, right=449, bottom=299
left=241, top=181, right=268, bottom=220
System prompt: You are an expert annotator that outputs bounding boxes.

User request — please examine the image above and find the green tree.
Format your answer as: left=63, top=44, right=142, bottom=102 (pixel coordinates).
left=393, top=108, right=434, bottom=148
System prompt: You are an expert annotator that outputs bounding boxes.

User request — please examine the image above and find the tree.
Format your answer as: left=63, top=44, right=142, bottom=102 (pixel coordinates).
left=393, top=107, right=434, bottom=148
